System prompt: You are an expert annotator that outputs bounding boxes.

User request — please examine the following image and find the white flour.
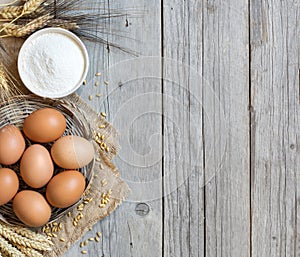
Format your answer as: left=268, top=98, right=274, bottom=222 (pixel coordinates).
left=19, top=32, right=86, bottom=96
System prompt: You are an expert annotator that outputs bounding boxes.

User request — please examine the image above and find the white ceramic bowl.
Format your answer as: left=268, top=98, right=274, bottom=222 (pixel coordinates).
left=18, top=28, right=89, bottom=98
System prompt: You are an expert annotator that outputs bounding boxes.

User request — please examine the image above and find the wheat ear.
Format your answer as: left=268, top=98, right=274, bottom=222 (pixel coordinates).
left=0, top=64, right=9, bottom=91
left=49, top=19, right=79, bottom=30
left=9, top=225, right=53, bottom=245
left=0, top=0, right=43, bottom=19
left=0, top=223, right=52, bottom=252
left=22, top=0, right=43, bottom=15
left=0, top=6, right=22, bottom=19
left=15, top=245, right=43, bottom=257
left=0, top=235, right=26, bottom=257
left=1, top=14, right=53, bottom=37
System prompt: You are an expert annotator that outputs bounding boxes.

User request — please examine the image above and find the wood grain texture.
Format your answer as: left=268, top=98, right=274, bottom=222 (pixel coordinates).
left=203, top=0, right=250, bottom=257
left=250, top=1, right=300, bottom=256
left=66, top=0, right=163, bottom=257
left=162, top=1, right=205, bottom=257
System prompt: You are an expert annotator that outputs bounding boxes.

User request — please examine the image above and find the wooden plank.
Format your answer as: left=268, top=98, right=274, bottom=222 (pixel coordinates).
left=162, top=1, right=205, bottom=257
left=250, top=1, right=300, bottom=256
left=66, top=0, right=163, bottom=256
left=202, top=0, right=250, bottom=256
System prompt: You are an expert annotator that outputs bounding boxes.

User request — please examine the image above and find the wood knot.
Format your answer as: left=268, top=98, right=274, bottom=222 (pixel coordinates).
left=135, top=203, right=150, bottom=216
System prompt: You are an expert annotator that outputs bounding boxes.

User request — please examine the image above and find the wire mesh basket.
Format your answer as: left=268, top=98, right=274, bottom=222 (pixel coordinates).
left=0, top=95, right=95, bottom=226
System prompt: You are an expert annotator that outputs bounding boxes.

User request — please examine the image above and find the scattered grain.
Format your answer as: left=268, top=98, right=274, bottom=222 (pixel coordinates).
left=101, top=112, right=106, bottom=117
left=97, top=232, right=102, bottom=238
left=99, top=124, right=105, bottom=129
left=83, top=80, right=87, bottom=85
left=96, top=93, right=102, bottom=97
left=88, top=238, right=95, bottom=241
left=95, top=81, right=99, bottom=87
left=81, top=250, right=87, bottom=254
left=101, top=179, right=107, bottom=186
left=89, top=94, right=93, bottom=101
left=95, top=237, right=100, bottom=242
left=95, top=72, right=102, bottom=76
left=104, top=81, right=109, bottom=85
left=60, top=238, right=66, bottom=242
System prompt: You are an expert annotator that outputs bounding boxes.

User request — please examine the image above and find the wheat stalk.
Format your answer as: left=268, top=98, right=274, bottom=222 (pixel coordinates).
left=15, top=245, right=43, bottom=257
left=0, top=235, right=25, bottom=257
left=0, top=223, right=52, bottom=252
left=0, top=0, right=19, bottom=7
left=1, top=14, right=53, bottom=37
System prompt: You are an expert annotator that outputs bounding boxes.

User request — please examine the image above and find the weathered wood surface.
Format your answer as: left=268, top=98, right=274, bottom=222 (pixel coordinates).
left=2, top=0, right=300, bottom=256
left=250, top=1, right=300, bottom=257
left=68, top=0, right=299, bottom=257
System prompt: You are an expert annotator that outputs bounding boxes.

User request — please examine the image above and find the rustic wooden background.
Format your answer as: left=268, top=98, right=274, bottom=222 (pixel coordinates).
left=66, top=0, right=300, bottom=257
left=3, top=0, right=300, bottom=256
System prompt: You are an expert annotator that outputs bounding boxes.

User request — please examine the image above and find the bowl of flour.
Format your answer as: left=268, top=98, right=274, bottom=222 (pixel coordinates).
left=18, top=28, right=89, bottom=98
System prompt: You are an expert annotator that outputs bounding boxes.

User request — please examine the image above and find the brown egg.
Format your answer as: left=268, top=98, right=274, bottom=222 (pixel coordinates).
left=13, top=190, right=51, bottom=227
left=46, top=170, right=86, bottom=208
left=0, top=125, right=25, bottom=165
left=23, top=108, right=66, bottom=143
left=0, top=168, right=19, bottom=206
left=20, top=144, right=54, bottom=188
left=51, top=135, right=94, bottom=169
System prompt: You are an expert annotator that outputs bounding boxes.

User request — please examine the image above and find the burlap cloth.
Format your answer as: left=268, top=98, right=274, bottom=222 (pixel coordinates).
left=41, top=93, right=130, bottom=257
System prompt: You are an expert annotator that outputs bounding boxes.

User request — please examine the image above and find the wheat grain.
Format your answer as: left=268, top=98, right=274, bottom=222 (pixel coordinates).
left=1, top=14, right=53, bottom=37
left=22, top=0, right=43, bottom=16
left=15, top=245, right=43, bottom=257
left=0, top=6, right=22, bottom=19
left=0, top=62, right=22, bottom=101
left=0, top=64, right=9, bottom=91
left=49, top=20, right=79, bottom=30
left=0, top=223, right=52, bottom=252
left=0, top=235, right=26, bottom=257
left=0, top=0, right=43, bottom=19
left=9, top=225, right=53, bottom=245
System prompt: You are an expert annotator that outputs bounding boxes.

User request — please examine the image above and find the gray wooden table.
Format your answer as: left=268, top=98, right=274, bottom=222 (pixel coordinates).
left=69, top=0, right=300, bottom=256
left=4, top=0, right=300, bottom=256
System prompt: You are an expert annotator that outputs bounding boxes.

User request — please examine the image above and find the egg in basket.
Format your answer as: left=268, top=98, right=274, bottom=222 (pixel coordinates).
left=0, top=96, right=95, bottom=227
